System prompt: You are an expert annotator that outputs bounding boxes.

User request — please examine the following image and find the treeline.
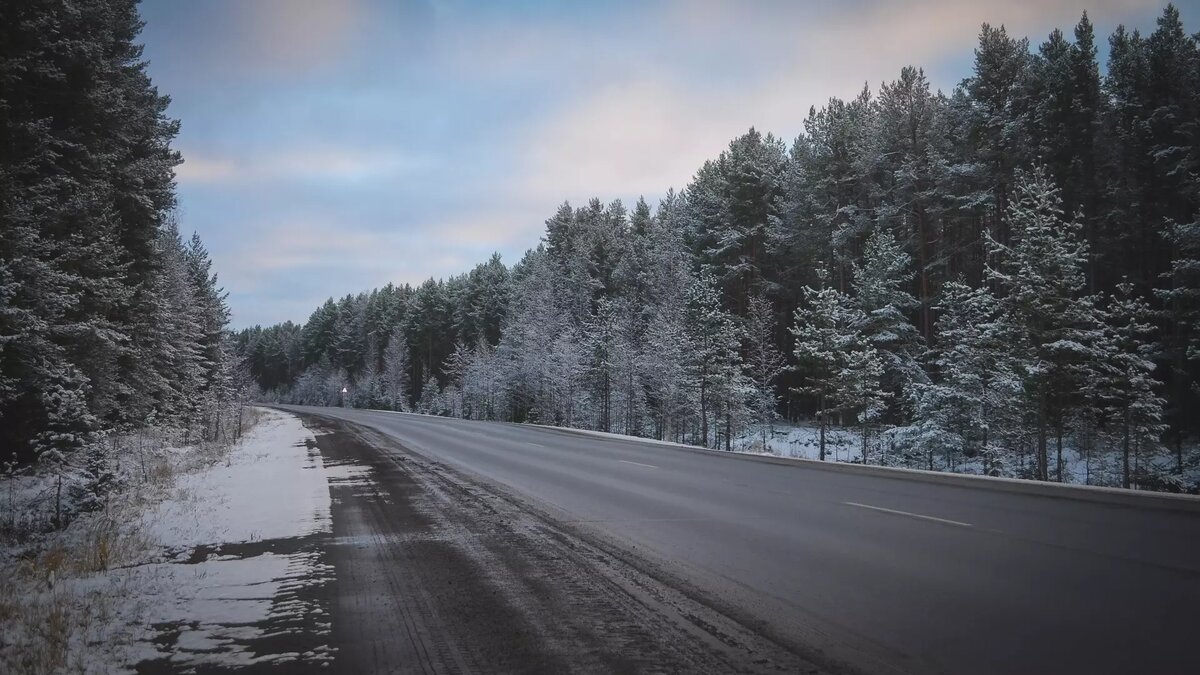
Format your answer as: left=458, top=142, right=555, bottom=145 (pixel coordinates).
left=240, top=6, right=1200, bottom=491
left=0, top=1, right=239, bottom=519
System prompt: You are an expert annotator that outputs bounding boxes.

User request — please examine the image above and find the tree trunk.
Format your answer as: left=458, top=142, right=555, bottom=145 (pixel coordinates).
left=1176, top=436, right=1183, bottom=476
left=818, top=394, right=827, bottom=462
left=1055, top=427, right=1063, bottom=483
left=724, top=405, right=732, bottom=452
left=916, top=205, right=933, bottom=343
left=55, top=474, right=62, bottom=529
left=1037, top=393, right=1049, bottom=481
left=1122, top=410, right=1131, bottom=490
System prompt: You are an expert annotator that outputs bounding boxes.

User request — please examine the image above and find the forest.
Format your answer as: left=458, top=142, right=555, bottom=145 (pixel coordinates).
left=0, top=0, right=241, bottom=523
left=240, top=6, right=1200, bottom=492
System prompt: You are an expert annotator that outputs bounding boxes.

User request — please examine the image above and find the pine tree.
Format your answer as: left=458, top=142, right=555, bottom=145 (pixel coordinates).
left=790, top=275, right=866, bottom=460
left=1158, top=216, right=1200, bottom=467
left=874, top=66, right=947, bottom=341
left=36, top=365, right=101, bottom=526
left=987, top=167, right=1105, bottom=481
left=851, top=229, right=926, bottom=419
left=838, top=344, right=888, bottom=463
left=382, top=326, right=411, bottom=411
left=1097, top=282, right=1168, bottom=488
left=743, top=294, right=786, bottom=452
left=685, top=272, right=745, bottom=449
left=686, top=129, right=788, bottom=315
left=909, top=282, right=1023, bottom=474
left=582, top=296, right=619, bottom=432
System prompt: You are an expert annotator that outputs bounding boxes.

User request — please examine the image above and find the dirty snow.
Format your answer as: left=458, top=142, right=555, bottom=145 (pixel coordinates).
left=1, top=407, right=343, bottom=673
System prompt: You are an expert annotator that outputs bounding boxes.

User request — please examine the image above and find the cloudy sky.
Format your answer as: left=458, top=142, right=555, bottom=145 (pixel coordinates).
left=137, top=0, right=1194, bottom=328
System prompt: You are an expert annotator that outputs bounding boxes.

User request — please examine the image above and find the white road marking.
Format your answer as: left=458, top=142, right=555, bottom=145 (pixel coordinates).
left=619, top=459, right=658, bottom=469
left=843, top=501, right=974, bottom=528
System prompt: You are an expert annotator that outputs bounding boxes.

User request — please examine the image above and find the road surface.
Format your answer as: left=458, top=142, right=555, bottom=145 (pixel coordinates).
left=280, top=405, right=1200, bottom=675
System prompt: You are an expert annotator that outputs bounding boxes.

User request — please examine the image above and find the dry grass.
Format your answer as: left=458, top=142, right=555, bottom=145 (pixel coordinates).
left=0, top=406, right=269, bottom=674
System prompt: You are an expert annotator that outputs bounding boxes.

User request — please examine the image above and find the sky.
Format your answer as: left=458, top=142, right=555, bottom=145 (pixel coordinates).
left=136, top=0, right=1197, bottom=329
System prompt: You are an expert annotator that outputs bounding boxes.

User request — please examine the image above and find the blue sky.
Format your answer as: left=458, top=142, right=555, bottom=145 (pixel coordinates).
left=136, top=0, right=1195, bottom=328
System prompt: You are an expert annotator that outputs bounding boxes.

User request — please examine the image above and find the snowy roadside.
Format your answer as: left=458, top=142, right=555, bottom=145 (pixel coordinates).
left=0, top=408, right=337, bottom=674
left=520, top=416, right=1200, bottom=493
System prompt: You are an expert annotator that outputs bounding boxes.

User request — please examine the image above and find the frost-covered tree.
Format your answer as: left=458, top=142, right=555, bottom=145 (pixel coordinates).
left=851, top=229, right=926, bottom=419
left=382, top=327, right=411, bottom=411
left=416, top=373, right=443, bottom=415
left=908, top=282, right=1023, bottom=473
left=839, top=345, right=888, bottom=463
left=36, top=366, right=101, bottom=526
left=1158, top=216, right=1200, bottom=464
left=1097, top=282, right=1168, bottom=488
left=582, top=297, right=620, bottom=432
left=790, top=277, right=867, bottom=460
left=743, top=294, right=786, bottom=451
left=987, top=168, right=1105, bottom=481
left=685, top=272, right=746, bottom=449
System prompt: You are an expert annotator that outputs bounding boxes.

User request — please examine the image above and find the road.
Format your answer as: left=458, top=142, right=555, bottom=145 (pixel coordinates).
left=280, top=405, right=1200, bottom=675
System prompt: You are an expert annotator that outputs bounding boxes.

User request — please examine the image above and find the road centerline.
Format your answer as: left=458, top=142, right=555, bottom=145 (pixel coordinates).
left=843, top=501, right=974, bottom=528
left=618, top=459, right=658, bottom=469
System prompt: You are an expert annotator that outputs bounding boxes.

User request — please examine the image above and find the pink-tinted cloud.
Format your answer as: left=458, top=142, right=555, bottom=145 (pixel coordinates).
left=232, top=0, right=367, bottom=73
left=176, top=147, right=428, bottom=185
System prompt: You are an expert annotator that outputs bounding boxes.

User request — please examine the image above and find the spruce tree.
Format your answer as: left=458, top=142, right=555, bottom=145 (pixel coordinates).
left=987, top=168, right=1105, bottom=480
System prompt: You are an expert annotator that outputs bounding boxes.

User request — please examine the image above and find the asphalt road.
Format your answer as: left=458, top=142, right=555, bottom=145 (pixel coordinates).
left=279, top=405, right=1200, bottom=675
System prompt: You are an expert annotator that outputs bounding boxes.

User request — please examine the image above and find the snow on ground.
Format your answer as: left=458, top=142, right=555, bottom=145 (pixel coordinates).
left=0, top=408, right=341, bottom=674
left=145, top=411, right=330, bottom=551
left=732, top=424, right=862, bottom=463
left=729, top=422, right=1192, bottom=489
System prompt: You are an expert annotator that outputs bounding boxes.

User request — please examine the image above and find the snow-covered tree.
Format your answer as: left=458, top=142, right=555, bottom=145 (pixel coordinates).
left=851, top=228, right=926, bottom=419
left=907, top=282, right=1023, bottom=474
left=36, top=366, right=101, bottom=526
left=987, top=167, right=1105, bottom=480
left=382, top=327, right=411, bottom=411
left=1096, top=282, right=1168, bottom=488
left=582, top=297, right=620, bottom=432
left=685, top=272, right=746, bottom=449
left=839, top=345, right=888, bottom=463
left=790, top=276, right=866, bottom=460
left=743, top=294, right=786, bottom=451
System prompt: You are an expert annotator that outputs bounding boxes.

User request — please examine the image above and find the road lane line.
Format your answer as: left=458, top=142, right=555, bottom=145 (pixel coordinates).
left=619, top=459, right=658, bottom=469
left=843, top=501, right=973, bottom=528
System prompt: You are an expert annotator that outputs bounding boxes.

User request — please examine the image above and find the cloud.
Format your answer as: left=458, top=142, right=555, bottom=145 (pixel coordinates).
left=176, top=147, right=429, bottom=186
left=141, top=0, right=370, bottom=81
left=215, top=217, right=478, bottom=327
left=231, top=0, right=368, bottom=74
left=509, top=0, right=1168, bottom=208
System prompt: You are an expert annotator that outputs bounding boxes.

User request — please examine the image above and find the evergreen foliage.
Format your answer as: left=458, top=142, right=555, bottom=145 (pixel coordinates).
left=1, top=0, right=239, bottom=524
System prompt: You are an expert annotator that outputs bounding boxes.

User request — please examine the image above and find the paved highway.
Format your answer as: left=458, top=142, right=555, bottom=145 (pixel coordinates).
left=278, top=405, right=1200, bottom=675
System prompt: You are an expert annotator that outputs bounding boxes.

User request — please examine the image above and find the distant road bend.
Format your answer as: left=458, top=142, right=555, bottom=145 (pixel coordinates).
left=279, top=404, right=1200, bottom=675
